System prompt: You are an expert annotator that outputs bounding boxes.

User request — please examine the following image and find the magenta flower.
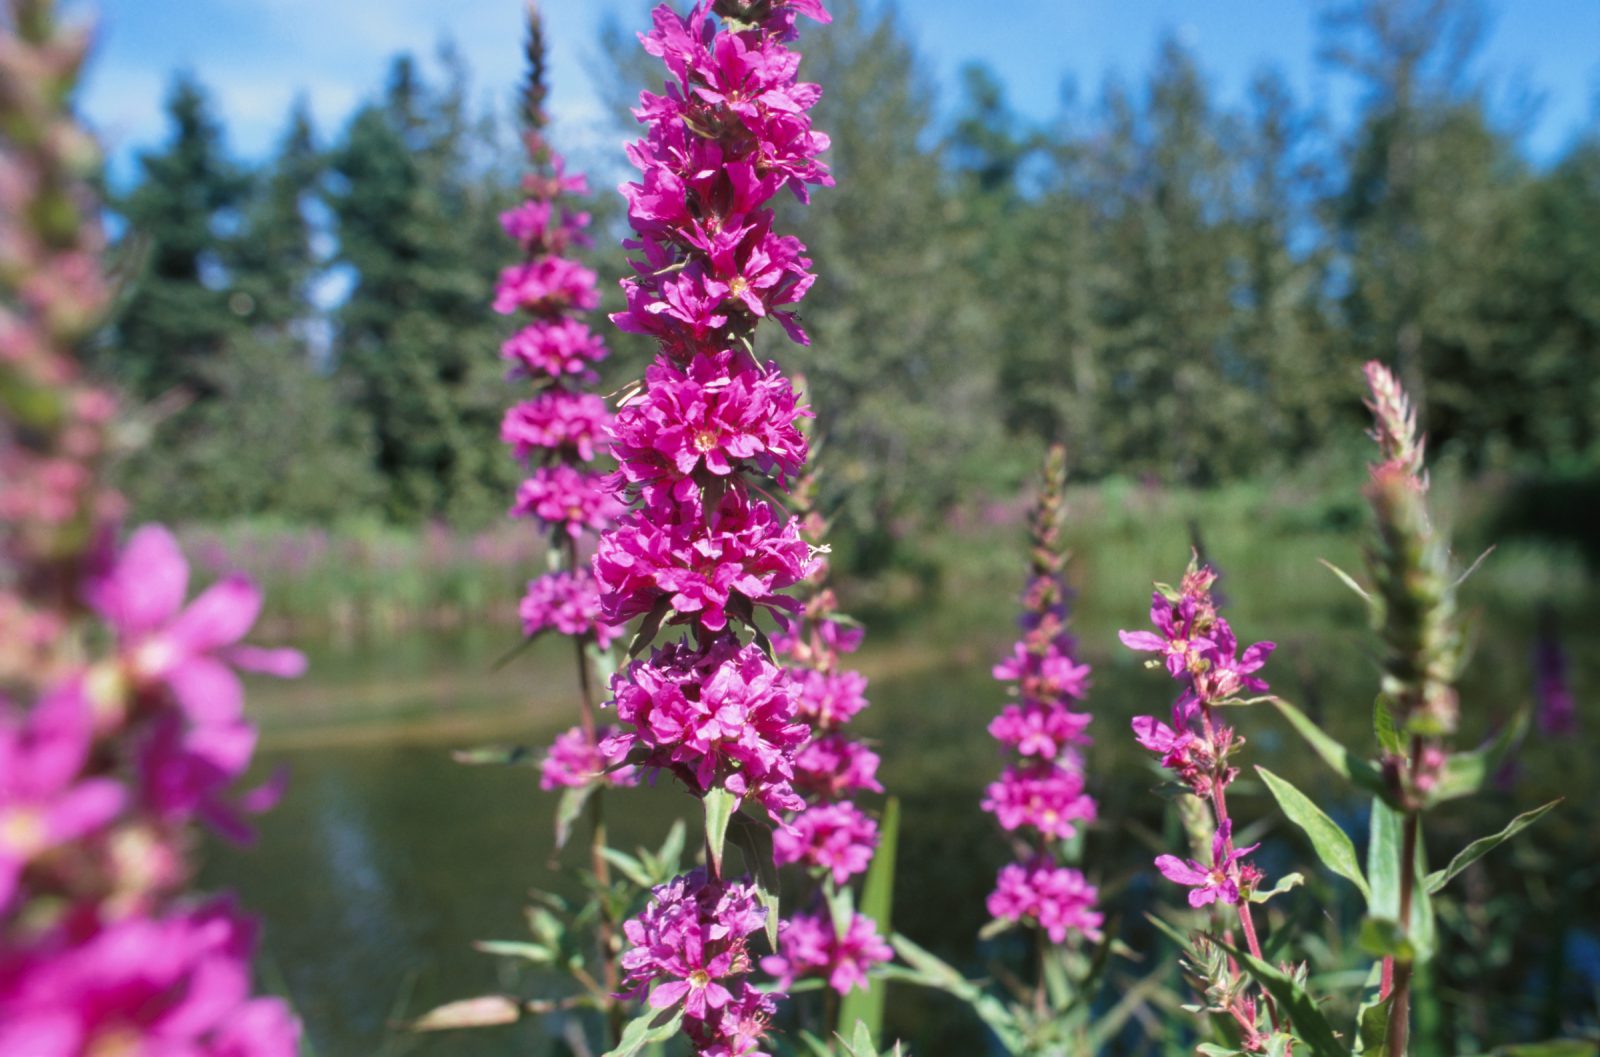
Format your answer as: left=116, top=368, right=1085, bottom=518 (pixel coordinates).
left=520, top=569, right=620, bottom=648
left=492, top=256, right=600, bottom=315
left=760, top=909, right=891, bottom=995
left=501, top=391, right=610, bottom=463
left=788, top=668, right=868, bottom=730
left=594, top=490, right=815, bottom=633
left=792, top=733, right=881, bottom=799
left=137, top=710, right=285, bottom=843
left=992, top=640, right=1091, bottom=704
left=620, top=868, right=768, bottom=1019
left=988, top=701, right=1092, bottom=759
left=540, top=724, right=638, bottom=791
left=1119, top=577, right=1274, bottom=708
left=0, top=686, right=123, bottom=910
left=603, top=637, right=806, bottom=821
left=86, top=525, right=306, bottom=728
left=1154, top=820, right=1261, bottom=908
left=0, top=900, right=299, bottom=1057
left=987, top=859, right=1104, bottom=944
left=981, top=760, right=1096, bottom=841
left=501, top=318, right=608, bottom=380
left=610, top=350, right=809, bottom=491
left=510, top=465, right=626, bottom=538
left=771, top=800, right=877, bottom=884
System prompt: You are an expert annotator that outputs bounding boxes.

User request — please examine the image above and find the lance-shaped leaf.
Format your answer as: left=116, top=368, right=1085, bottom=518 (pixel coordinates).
left=703, top=785, right=738, bottom=877
left=729, top=807, right=781, bottom=950
left=554, top=781, right=598, bottom=851
left=1355, top=990, right=1393, bottom=1056
left=1426, top=707, right=1529, bottom=805
left=886, top=934, right=1024, bottom=1053
left=627, top=596, right=674, bottom=658
left=1250, top=871, right=1306, bottom=905
left=604, top=1004, right=685, bottom=1057
left=472, top=940, right=554, bottom=964
left=452, top=744, right=536, bottom=766
left=408, top=995, right=521, bottom=1031
left=1269, top=697, right=1395, bottom=804
left=1365, top=799, right=1436, bottom=963
left=1214, top=941, right=1344, bottom=1057
left=1425, top=798, right=1562, bottom=894
left=1258, top=766, right=1370, bottom=899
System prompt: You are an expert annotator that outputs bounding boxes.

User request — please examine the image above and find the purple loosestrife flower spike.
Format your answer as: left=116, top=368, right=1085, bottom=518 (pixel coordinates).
left=1363, top=361, right=1461, bottom=742
left=601, top=4, right=839, bottom=1047
left=981, top=446, right=1102, bottom=945
left=0, top=7, right=300, bottom=1050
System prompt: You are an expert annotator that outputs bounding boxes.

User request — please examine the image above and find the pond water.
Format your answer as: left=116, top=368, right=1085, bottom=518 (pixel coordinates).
left=206, top=579, right=1597, bottom=1057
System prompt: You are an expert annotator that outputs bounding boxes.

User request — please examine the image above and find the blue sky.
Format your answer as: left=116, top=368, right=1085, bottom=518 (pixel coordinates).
left=77, top=0, right=1598, bottom=182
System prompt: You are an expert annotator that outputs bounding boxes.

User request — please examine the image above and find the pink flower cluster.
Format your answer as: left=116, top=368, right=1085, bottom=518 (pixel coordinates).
left=495, top=98, right=621, bottom=651
left=603, top=637, right=807, bottom=822
left=1120, top=564, right=1274, bottom=803
left=988, top=859, right=1104, bottom=945
left=1121, top=562, right=1273, bottom=908
left=982, top=452, right=1101, bottom=944
left=2, top=20, right=297, bottom=1054
left=593, top=0, right=833, bottom=641
left=621, top=869, right=777, bottom=1054
left=539, top=724, right=639, bottom=791
left=519, top=568, right=620, bottom=648
left=492, top=83, right=628, bottom=789
left=760, top=909, right=892, bottom=995
left=1, top=528, right=303, bottom=1055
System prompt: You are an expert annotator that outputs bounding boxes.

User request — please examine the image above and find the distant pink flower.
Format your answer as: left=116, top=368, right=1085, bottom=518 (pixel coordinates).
left=1154, top=820, right=1261, bottom=908
left=760, top=909, right=891, bottom=995
left=501, top=319, right=608, bottom=379
left=772, top=800, right=877, bottom=884
left=500, top=200, right=593, bottom=254
left=988, top=701, right=1092, bottom=758
left=510, top=465, right=625, bottom=538
left=788, top=668, right=868, bottom=730
left=1533, top=624, right=1576, bottom=737
left=501, top=391, right=610, bottom=463
left=492, top=256, right=599, bottom=316
left=540, top=724, right=638, bottom=790
left=793, top=733, right=881, bottom=799
left=982, top=760, right=1096, bottom=841
left=520, top=569, right=621, bottom=648
left=988, top=859, right=1104, bottom=944
left=137, top=710, right=285, bottom=843
left=0, top=687, right=123, bottom=910
left=992, top=640, right=1091, bottom=704
left=604, top=637, right=806, bottom=821
left=86, top=525, right=306, bottom=728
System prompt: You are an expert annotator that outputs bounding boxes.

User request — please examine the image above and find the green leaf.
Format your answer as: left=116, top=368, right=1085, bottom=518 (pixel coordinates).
left=1268, top=697, right=1394, bottom=803
left=1373, top=697, right=1404, bottom=756
left=728, top=809, right=780, bottom=950
left=1355, top=991, right=1393, bottom=1056
left=1257, top=766, right=1370, bottom=899
left=1427, top=707, right=1530, bottom=805
left=1249, top=871, right=1306, bottom=904
left=627, top=597, right=674, bottom=658
left=451, top=744, right=535, bottom=767
left=554, top=782, right=597, bottom=851
left=657, top=819, right=687, bottom=874
left=839, top=1018, right=880, bottom=1057
left=1367, top=797, right=1403, bottom=920
left=1214, top=941, right=1344, bottom=1057
left=408, top=995, right=521, bottom=1031
left=702, top=786, right=738, bottom=878
left=1197, top=1045, right=1244, bottom=1057
left=1426, top=799, right=1562, bottom=894
left=600, top=847, right=653, bottom=889
left=1318, top=557, right=1373, bottom=604
left=470, top=940, right=553, bottom=964
left=888, top=934, right=1024, bottom=1052
left=1357, top=917, right=1413, bottom=961
left=604, top=1004, right=685, bottom=1057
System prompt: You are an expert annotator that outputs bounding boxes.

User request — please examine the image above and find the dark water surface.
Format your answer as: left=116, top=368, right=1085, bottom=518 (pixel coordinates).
left=206, top=584, right=1598, bottom=1056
